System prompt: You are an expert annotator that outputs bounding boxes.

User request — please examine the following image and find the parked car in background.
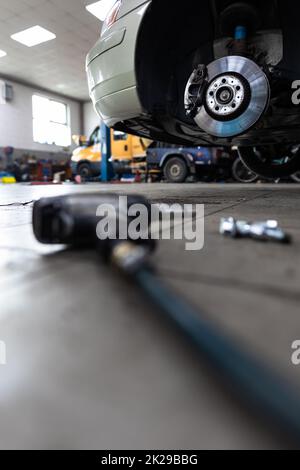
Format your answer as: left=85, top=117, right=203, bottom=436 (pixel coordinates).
left=146, top=143, right=235, bottom=182
left=232, top=157, right=300, bottom=184
left=291, top=172, right=300, bottom=183
left=71, top=126, right=148, bottom=179
left=231, top=157, right=258, bottom=183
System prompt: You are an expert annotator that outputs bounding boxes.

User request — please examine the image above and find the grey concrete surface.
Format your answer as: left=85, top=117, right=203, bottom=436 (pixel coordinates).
left=0, top=182, right=300, bottom=449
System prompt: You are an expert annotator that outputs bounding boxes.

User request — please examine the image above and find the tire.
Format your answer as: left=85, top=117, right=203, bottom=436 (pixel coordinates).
left=238, top=146, right=300, bottom=179
left=77, top=162, right=92, bottom=180
left=232, top=158, right=258, bottom=183
left=291, top=172, right=300, bottom=183
left=163, top=157, right=188, bottom=183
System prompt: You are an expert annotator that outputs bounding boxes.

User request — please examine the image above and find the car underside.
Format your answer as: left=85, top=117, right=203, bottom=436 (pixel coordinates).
left=114, top=0, right=300, bottom=178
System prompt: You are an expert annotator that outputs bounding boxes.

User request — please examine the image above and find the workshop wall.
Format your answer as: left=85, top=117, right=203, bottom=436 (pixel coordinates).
left=0, top=80, right=81, bottom=155
left=83, top=101, right=100, bottom=137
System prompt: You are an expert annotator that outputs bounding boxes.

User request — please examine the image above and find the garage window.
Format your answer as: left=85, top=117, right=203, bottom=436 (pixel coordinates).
left=32, top=95, right=71, bottom=147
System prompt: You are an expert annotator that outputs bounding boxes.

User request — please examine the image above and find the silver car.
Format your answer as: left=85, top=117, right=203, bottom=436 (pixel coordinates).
left=87, top=0, right=300, bottom=179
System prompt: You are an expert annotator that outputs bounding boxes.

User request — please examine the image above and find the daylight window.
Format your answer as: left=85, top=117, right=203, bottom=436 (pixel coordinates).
left=32, top=95, right=71, bottom=147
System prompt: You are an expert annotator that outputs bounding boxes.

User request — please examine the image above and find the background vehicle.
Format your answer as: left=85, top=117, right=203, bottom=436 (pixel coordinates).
left=232, top=157, right=300, bottom=183
left=291, top=172, right=300, bottom=183
left=146, top=143, right=235, bottom=182
left=231, top=157, right=258, bottom=183
left=71, top=126, right=148, bottom=179
left=87, top=0, right=300, bottom=180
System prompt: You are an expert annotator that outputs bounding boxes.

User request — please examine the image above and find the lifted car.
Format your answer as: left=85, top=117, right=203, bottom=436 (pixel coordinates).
left=87, top=0, right=300, bottom=179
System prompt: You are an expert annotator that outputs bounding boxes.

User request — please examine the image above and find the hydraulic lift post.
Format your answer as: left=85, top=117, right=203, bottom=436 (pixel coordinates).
left=100, top=122, right=112, bottom=182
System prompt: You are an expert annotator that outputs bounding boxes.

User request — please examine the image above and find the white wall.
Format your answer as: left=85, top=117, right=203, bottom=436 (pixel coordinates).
left=0, top=80, right=81, bottom=153
left=83, top=100, right=100, bottom=137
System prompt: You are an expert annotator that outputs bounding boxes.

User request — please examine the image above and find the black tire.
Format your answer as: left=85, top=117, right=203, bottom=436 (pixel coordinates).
left=163, top=157, right=188, bottom=183
left=232, top=158, right=258, bottom=183
left=238, top=146, right=300, bottom=179
left=291, top=172, right=300, bottom=183
left=77, top=162, right=92, bottom=180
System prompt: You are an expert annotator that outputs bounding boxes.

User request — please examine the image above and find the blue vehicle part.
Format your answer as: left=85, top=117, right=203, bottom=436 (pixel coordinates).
left=234, top=25, right=247, bottom=40
left=147, top=145, right=214, bottom=169
left=100, top=123, right=113, bottom=182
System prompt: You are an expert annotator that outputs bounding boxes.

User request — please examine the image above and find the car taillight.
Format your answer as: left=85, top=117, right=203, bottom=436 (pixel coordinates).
left=102, top=0, right=122, bottom=35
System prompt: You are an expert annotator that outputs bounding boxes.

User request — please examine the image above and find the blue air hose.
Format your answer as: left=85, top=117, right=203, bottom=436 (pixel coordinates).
left=134, top=267, right=300, bottom=444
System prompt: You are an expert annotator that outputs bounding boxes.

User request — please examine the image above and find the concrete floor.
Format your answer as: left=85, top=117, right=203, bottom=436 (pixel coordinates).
left=1, top=182, right=300, bottom=449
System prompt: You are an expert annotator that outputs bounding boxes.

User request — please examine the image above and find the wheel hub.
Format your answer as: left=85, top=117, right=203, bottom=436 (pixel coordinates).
left=170, top=164, right=180, bottom=177
left=206, top=74, right=248, bottom=119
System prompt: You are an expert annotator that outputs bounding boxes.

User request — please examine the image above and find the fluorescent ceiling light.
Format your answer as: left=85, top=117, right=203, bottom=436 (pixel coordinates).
left=0, top=50, right=7, bottom=58
left=11, top=26, right=56, bottom=47
left=86, top=0, right=116, bottom=21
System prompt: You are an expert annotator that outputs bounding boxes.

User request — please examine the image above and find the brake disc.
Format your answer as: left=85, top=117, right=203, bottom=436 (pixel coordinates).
left=184, top=56, right=270, bottom=138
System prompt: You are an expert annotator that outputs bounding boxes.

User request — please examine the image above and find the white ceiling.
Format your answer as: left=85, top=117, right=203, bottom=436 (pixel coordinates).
left=0, top=0, right=103, bottom=101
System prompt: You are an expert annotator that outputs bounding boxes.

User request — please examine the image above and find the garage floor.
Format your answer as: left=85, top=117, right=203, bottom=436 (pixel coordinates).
left=1, top=182, right=300, bottom=449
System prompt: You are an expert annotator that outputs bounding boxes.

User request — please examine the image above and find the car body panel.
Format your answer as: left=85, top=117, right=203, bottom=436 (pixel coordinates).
left=87, top=1, right=151, bottom=126
left=86, top=28, right=126, bottom=65
left=117, top=0, right=150, bottom=19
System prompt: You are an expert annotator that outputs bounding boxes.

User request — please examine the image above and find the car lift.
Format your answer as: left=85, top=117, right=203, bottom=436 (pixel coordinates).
left=100, top=122, right=113, bottom=182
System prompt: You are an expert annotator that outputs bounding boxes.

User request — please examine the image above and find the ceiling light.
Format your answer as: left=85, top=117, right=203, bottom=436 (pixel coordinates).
left=11, top=26, right=56, bottom=47
left=0, top=50, right=7, bottom=58
left=86, top=0, right=117, bottom=21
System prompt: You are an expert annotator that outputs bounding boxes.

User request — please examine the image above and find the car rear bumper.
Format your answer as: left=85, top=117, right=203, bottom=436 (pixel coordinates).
left=86, top=1, right=151, bottom=127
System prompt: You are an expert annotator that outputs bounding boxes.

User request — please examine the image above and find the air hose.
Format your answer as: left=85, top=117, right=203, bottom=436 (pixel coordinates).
left=112, top=242, right=300, bottom=445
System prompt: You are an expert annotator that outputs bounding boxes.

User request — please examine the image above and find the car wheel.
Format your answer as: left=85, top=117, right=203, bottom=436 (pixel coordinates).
left=238, top=145, right=300, bottom=179
left=291, top=172, right=300, bottom=183
left=163, top=157, right=188, bottom=183
left=232, top=158, right=258, bottom=183
left=77, top=163, right=92, bottom=180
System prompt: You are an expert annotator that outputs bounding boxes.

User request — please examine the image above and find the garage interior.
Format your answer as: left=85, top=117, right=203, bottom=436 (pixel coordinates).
left=1, top=0, right=300, bottom=451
